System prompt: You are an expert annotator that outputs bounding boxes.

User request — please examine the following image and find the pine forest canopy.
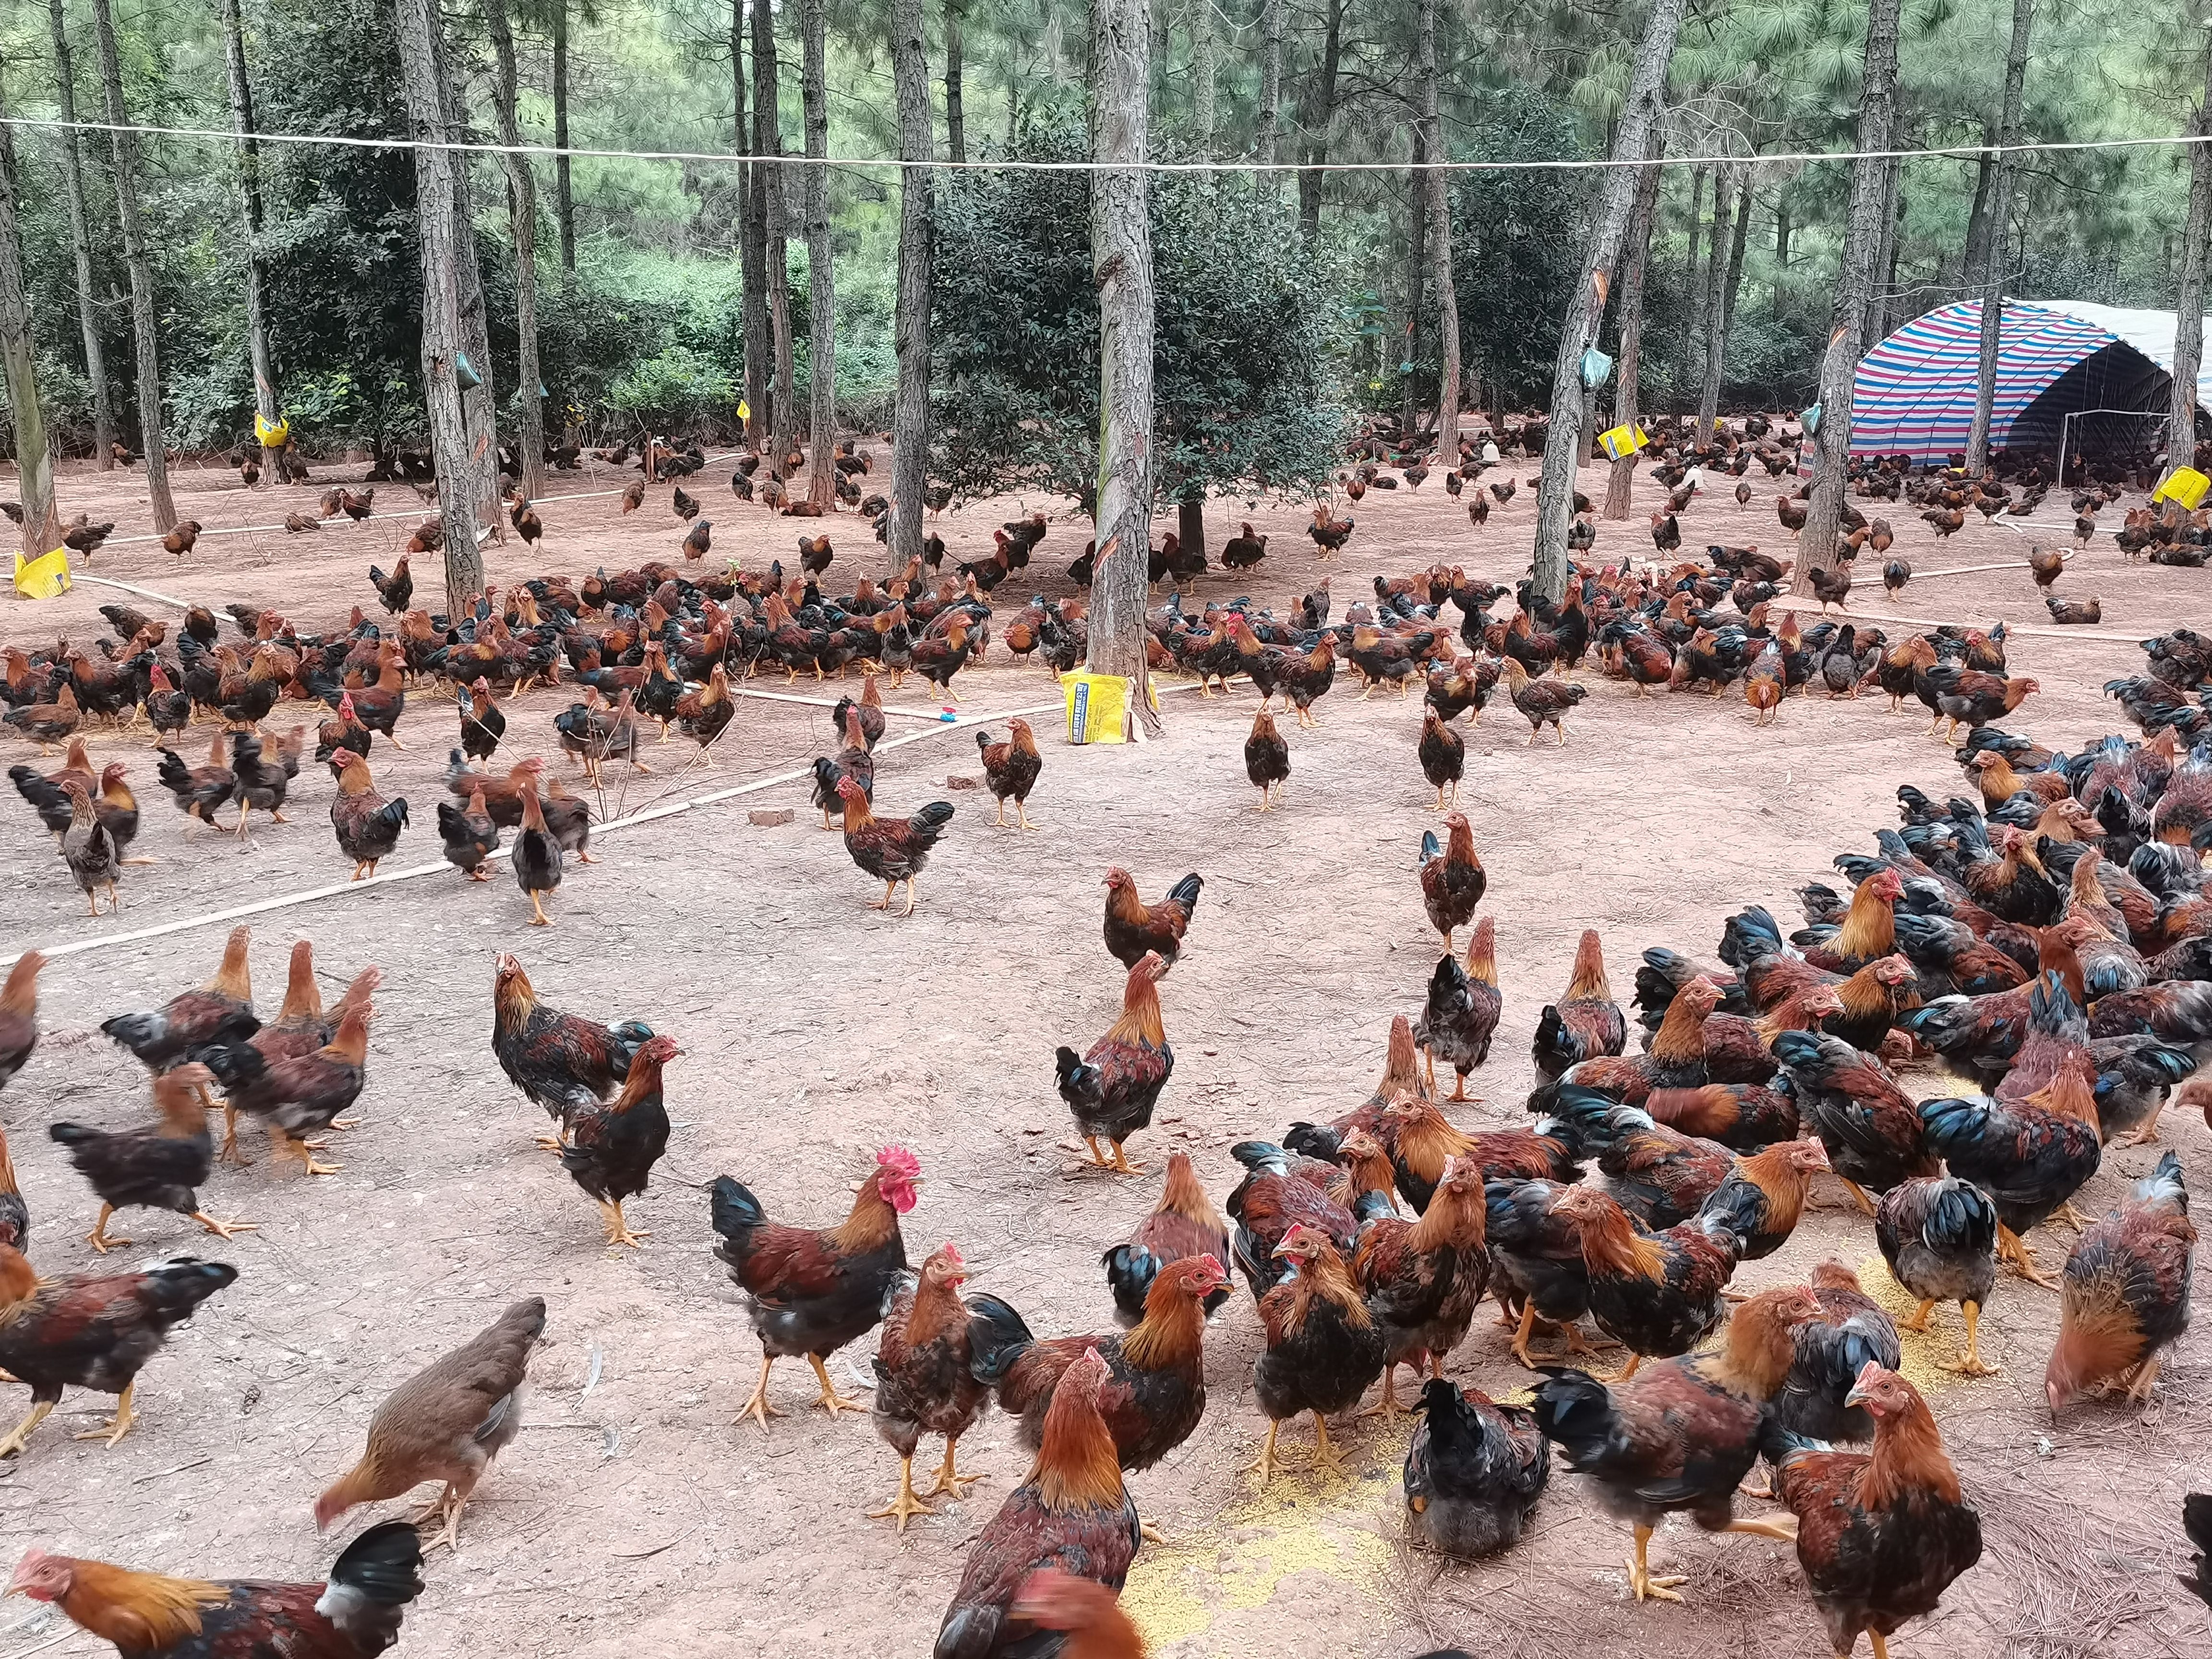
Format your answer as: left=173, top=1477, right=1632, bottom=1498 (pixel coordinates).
left=0, top=0, right=2207, bottom=499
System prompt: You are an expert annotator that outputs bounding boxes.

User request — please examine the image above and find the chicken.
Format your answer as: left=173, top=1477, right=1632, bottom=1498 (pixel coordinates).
left=1418, top=812, right=1487, bottom=952
left=2045, top=1152, right=2194, bottom=1410
left=1249, top=1225, right=1388, bottom=1481
left=1101, top=1151, right=1231, bottom=1325
left=60, top=781, right=121, bottom=916
left=838, top=778, right=954, bottom=915
left=512, top=782, right=563, bottom=927
left=1417, top=708, right=1465, bottom=809
left=1005, top=1570, right=1143, bottom=1659
left=1919, top=1056, right=2103, bottom=1289
left=212, top=945, right=377, bottom=1167
left=978, top=718, right=1044, bottom=830
left=1643, top=1082, right=1800, bottom=1149
left=8, top=1520, right=425, bottom=1659
left=711, top=1146, right=919, bottom=1427
left=313, top=1297, right=545, bottom=1551
left=560, top=1034, right=678, bottom=1248
left=367, top=557, right=412, bottom=614
left=0, top=1247, right=238, bottom=1456
left=1352, top=1158, right=1491, bottom=1413
left=1244, top=707, right=1289, bottom=808
left=1502, top=658, right=1585, bottom=743
left=155, top=729, right=236, bottom=830
left=1550, top=1185, right=1744, bottom=1379
left=1403, top=1378, right=1551, bottom=1560
left=1767, top=1365, right=1984, bottom=1659
left=0, top=950, right=42, bottom=1097
left=1532, top=929, right=1628, bottom=1080
left=47, top=1064, right=255, bottom=1254
left=1057, top=954, right=1173, bottom=1175
left=1551, top=1089, right=1732, bottom=1231
left=1697, top=1138, right=1830, bottom=1262
left=203, top=1004, right=372, bottom=1178
left=326, top=750, right=408, bottom=882
left=437, top=786, right=499, bottom=880
left=100, top=926, right=257, bottom=1074
left=1414, top=919, right=1502, bottom=1101
left=1534, top=1284, right=1822, bottom=1602
left=228, top=732, right=290, bottom=839
left=5, top=683, right=81, bottom=753
left=932, top=1348, right=1139, bottom=1659
left=675, top=663, right=735, bottom=747
left=489, top=954, right=655, bottom=1150
left=1541, top=975, right=1719, bottom=1111
left=1101, top=869, right=1202, bottom=972
left=867, top=1244, right=1003, bottom=1529
left=1876, top=1175, right=2001, bottom=1378
left=1769, top=1030, right=1936, bottom=1212
left=460, top=677, right=505, bottom=761
left=1771, top=1261, right=1903, bottom=1446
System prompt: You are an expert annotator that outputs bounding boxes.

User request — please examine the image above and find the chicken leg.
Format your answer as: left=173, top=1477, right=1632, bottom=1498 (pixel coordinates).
left=192, top=1210, right=260, bottom=1241
left=0, top=1400, right=55, bottom=1459
left=1107, top=1140, right=1144, bottom=1175
left=1896, top=1297, right=1937, bottom=1333
left=599, top=1199, right=648, bottom=1249
left=806, top=1353, right=866, bottom=1416
left=72, top=1382, right=135, bottom=1448
left=273, top=1129, right=342, bottom=1177
left=2125, top=1355, right=2162, bottom=1403
left=1309, top=1410, right=1351, bottom=1478
left=85, top=1203, right=132, bottom=1254
left=867, top=1455, right=936, bottom=1531
left=1244, top=1419, right=1288, bottom=1484
left=1626, top=1523, right=1686, bottom=1603
left=1996, top=1223, right=2060, bottom=1289
left=866, top=879, right=897, bottom=911
left=1358, top=1364, right=1408, bottom=1419
left=920, top=1436, right=982, bottom=1499
left=738, top=1355, right=784, bottom=1430
left=1936, top=1300, right=2000, bottom=1376
left=527, top=890, right=553, bottom=926
left=1724, top=1515, right=1800, bottom=1542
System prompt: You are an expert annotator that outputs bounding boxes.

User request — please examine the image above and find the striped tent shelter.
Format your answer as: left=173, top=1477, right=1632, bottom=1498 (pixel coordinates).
left=1850, top=299, right=2209, bottom=463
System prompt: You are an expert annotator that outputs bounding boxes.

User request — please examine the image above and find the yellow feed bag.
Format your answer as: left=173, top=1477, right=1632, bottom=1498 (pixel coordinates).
left=2153, top=466, right=2209, bottom=510
left=253, top=413, right=290, bottom=448
left=13, top=547, right=72, bottom=600
left=1064, top=672, right=1156, bottom=745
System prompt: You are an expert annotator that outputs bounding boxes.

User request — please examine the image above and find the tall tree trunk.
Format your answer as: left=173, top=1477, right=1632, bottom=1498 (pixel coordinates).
left=1960, top=144, right=1995, bottom=293
left=889, top=0, right=935, bottom=573
left=1259, top=0, right=1283, bottom=171
left=1799, top=0, right=1901, bottom=586
left=396, top=0, right=485, bottom=617
left=1683, top=164, right=1708, bottom=385
left=484, top=0, right=545, bottom=505
left=0, top=89, right=63, bottom=563
left=2170, top=37, right=2212, bottom=480
left=553, top=0, right=575, bottom=281
left=435, top=23, right=500, bottom=531
left=46, top=0, right=115, bottom=470
left=1419, top=0, right=1458, bottom=460
left=801, top=0, right=837, bottom=511
left=90, top=0, right=177, bottom=532
left=1088, top=0, right=1159, bottom=733
left=1531, top=0, right=1683, bottom=602
left=754, top=0, right=796, bottom=480
left=1191, top=0, right=1218, bottom=144
left=1695, top=165, right=1738, bottom=443
left=1403, top=127, right=1428, bottom=439
left=1717, top=175, right=1750, bottom=362
left=1297, top=0, right=1344, bottom=242
left=1869, top=159, right=1903, bottom=343
left=1603, top=134, right=1663, bottom=520
left=944, top=0, right=966, bottom=162
left=217, top=0, right=284, bottom=485
left=734, top=1, right=766, bottom=451
left=1967, top=0, right=2034, bottom=473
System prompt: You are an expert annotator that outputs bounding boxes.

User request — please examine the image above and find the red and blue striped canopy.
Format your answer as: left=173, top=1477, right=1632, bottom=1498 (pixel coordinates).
left=1851, top=299, right=2203, bottom=462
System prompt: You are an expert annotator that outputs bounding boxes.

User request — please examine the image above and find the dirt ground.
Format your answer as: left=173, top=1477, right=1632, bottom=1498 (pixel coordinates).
left=0, top=440, right=2206, bottom=1659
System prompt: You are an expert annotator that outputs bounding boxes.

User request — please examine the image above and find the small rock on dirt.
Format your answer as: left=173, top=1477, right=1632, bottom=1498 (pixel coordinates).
left=947, top=775, right=980, bottom=790
left=748, top=808, right=794, bottom=827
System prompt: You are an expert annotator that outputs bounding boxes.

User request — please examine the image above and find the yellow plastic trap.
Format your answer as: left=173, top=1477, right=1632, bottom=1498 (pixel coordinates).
left=13, top=547, right=71, bottom=600
left=2154, top=466, right=2209, bottom=510
left=1065, top=672, right=1157, bottom=745
left=253, top=412, right=290, bottom=447
left=1598, top=422, right=1649, bottom=461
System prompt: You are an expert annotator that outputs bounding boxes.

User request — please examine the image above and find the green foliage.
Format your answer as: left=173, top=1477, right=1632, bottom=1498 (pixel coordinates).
left=931, top=120, right=1349, bottom=511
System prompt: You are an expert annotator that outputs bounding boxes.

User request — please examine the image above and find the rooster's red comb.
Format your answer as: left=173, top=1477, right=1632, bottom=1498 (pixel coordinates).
left=878, top=1145, right=922, bottom=1179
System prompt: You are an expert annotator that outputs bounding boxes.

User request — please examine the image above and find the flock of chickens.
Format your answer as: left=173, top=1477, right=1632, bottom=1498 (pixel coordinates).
left=5, top=421, right=2212, bottom=1659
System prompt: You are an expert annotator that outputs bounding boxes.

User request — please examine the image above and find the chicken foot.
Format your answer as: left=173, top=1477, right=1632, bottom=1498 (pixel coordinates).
left=1308, top=1410, right=1352, bottom=1478
left=1244, top=1419, right=1290, bottom=1484
left=192, top=1210, right=259, bottom=1241
left=737, top=1355, right=786, bottom=1431
left=1358, top=1364, right=1410, bottom=1419
left=0, top=1400, right=55, bottom=1459
left=1935, top=1300, right=2000, bottom=1377
left=867, top=1454, right=937, bottom=1531
left=271, top=1127, right=343, bottom=1177
left=920, top=1436, right=982, bottom=1499
left=806, top=1352, right=867, bottom=1416
left=85, top=1203, right=132, bottom=1254
left=1996, top=1223, right=2060, bottom=1289
left=71, top=1382, right=136, bottom=1448
left=1626, top=1523, right=1687, bottom=1604
left=597, top=1198, right=648, bottom=1249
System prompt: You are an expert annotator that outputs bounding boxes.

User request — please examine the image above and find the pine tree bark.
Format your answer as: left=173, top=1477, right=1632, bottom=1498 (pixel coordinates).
left=753, top=0, right=796, bottom=480
left=1603, top=134, right=1663, bottom=520
left=397, top=0, right=485, bottom=616
left=0, top=92, right=62, bottom=564
left=1868, top=159, right=1903, bottom=343
left=1089, top=0, right=1159, bottom=733
left=801, top=0, right=837, bottom=511
left=1191, top=0, right=1217, bottom=145
left=484, top=0, right=545, bottom=505
left=1259, top=0, right=1283, bottom=171
left=2170, top=43, right=2212, bottom=480
left=734, top=1, right=766, bottom=451
left=1418, top=0, right=1457, bottom=457
left=1531, top=0, right=1683, bottom=601
left=1695, top=164, right=1737, bottom=443
left=888, top=0, right=935, bottom=573
left=435, top=21, right=501, bottom=531
left=47, top=0, right=115, bottom=470
left=217, top=0, right=285, bottom=484
left=1298, top=0, right=1344, bottom=241
left=553, top=0, right=575, bottom=281
left=1799, top=0, right=1901, bottom=585
left=1403, top=126, right=1428, bottom=440
left=90, top=0, right=177, bottom=532
left=1683, top=165, right=1708, bottom=381
left=945, top=0, right=966, bottom=163
left=1966, top=0, right=2033, bottom=473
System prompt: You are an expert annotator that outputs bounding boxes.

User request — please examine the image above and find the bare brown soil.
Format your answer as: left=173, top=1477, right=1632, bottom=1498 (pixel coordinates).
left=0, top=445, right=2205, bottom=1659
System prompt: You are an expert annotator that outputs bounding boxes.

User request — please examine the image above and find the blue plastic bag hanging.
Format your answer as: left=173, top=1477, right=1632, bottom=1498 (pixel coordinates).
left=1800, top=402, right=1823, bottom=436
left=1580, top=347, right=1614, bottom=390
left=455, top=351, right=483, bottom=391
